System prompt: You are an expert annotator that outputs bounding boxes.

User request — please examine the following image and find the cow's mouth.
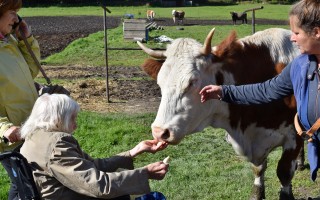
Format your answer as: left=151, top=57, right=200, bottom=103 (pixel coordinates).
left=152, top=131, right=180, bottom=145
left=163, top=139, right=179, bottom=145
left=156, top=139, right=179, bottom=145
left=152, top=126, right=183, bottom=145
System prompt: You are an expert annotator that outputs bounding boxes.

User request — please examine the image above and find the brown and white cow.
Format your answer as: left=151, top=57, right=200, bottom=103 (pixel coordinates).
left=172, top=10, right=185, bottom=25
left=147, top=10, right=155, bottom=21
left=138, top=28, right=303, bottom=200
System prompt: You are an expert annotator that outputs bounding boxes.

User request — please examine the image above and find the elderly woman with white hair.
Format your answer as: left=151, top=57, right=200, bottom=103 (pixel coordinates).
left=20, top=94, right=169, bottom=200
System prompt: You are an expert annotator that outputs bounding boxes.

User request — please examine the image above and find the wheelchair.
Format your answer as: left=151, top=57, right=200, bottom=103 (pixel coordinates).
left=0, top=151, right=40, bottom=200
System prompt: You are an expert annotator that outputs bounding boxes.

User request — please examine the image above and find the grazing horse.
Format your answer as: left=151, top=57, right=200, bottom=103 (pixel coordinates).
left=138, top=28, right=302, bottom=200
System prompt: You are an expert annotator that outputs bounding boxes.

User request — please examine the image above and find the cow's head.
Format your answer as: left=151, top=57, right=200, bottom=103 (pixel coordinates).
left=138, top=28, right=230, bottom=144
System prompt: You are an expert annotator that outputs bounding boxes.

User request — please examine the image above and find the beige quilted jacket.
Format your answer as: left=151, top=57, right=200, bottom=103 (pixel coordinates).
left=20, top=130, right=151, bottom=200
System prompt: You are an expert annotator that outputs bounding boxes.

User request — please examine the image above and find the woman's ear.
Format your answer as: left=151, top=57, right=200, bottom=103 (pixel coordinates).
left=314, top=27, right=320, bottom=39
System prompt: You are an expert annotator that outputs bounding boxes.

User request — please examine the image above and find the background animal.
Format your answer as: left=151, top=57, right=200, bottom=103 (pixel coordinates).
left=172, top=10, right=185, bottom=25
left=123, top=13, right=134, bottom=19
left=230, top=11, right=247, bottom=25
left=138, top=28, right=302, bottom=200
left=147, top=10, right=155, bottom=21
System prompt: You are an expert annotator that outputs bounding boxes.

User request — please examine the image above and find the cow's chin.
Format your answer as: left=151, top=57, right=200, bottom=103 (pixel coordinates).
left=165, top=140, right=181, bottom=145
left=152, top=135, right=183, bottom=145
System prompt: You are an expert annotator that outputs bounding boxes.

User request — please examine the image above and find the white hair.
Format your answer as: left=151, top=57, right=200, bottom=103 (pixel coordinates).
left=20, top=94, right=80, bottom=139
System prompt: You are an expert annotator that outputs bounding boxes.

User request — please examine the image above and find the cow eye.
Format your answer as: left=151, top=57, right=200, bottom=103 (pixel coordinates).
left=187, top=78, right=198, bottom=91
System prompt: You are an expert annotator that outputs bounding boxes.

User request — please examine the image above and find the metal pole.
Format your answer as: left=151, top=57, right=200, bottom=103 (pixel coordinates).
left=101, top=4, right=111, bottom=103
left=243, top=6, right=263, bottom=34
left=252, top=10, right=255, bottom=34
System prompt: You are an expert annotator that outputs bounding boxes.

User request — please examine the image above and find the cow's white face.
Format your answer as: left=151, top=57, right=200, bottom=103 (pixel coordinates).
left=150, top=38, right=222, bottom=144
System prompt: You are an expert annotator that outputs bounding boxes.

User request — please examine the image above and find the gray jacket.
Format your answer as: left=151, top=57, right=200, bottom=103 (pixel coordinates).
left=20, top=130, right=150, bottom=200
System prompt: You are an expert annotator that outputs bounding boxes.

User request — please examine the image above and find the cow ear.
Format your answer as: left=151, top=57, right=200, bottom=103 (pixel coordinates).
left=140, top=59, right=165, bottom=80
left=213, top=30, right=238, bottom=57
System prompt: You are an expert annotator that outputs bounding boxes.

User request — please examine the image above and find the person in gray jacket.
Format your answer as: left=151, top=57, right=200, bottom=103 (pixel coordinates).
left=20, top=94, right=169, bottom=200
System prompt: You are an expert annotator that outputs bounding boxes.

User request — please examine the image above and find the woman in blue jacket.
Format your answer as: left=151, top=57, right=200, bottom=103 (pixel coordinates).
left=199, top=0, right=320, bottom=182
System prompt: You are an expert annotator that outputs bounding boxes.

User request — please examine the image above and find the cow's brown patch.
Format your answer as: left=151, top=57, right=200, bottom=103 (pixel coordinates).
left=214, top=32, right=296, bottom=131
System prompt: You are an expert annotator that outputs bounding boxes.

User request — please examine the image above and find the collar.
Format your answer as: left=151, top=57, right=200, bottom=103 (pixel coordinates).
left=307, top=55, right=318, bottom=80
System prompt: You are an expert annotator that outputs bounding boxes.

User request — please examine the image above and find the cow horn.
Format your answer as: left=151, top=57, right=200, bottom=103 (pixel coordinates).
left=200, top=28, right=215, bottom=56
left=137, top=41, right=166, bottom=59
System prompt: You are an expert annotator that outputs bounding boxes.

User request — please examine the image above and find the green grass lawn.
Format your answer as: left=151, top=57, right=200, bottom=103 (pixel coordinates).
left=19, top=4, right=290, bottom=21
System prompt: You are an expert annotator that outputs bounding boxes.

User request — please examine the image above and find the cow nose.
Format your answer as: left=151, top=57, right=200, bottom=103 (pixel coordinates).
left=152, top=126, right=171, bottom=141
left=161, top=129, right=170, bottom=140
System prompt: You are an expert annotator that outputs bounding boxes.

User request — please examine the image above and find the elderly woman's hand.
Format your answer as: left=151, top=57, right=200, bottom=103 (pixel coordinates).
left=145, top=161, right=169, bottom=180
left=129, top=140, right=168, bottom=157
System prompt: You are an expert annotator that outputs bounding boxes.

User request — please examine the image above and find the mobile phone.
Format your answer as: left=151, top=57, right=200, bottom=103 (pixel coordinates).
left=12, top=15, right=22, bottom=29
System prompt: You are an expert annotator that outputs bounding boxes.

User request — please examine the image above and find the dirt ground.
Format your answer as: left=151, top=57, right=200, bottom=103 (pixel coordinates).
left=26, top=16, right=287, bottom=113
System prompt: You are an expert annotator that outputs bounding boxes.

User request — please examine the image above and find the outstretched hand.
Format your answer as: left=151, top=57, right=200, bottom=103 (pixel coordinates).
left=129, top=140, right=168, bottom=157
left=199, top=85, right=223, bottom=103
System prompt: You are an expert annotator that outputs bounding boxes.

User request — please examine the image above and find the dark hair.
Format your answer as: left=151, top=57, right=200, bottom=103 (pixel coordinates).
left=290, top=0, right=320, bottom=34
left=0, top=0, right=22, bottom=17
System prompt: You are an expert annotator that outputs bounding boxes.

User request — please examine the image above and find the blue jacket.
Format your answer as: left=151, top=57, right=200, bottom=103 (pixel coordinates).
left=222, top=54, right=319, bottom=181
